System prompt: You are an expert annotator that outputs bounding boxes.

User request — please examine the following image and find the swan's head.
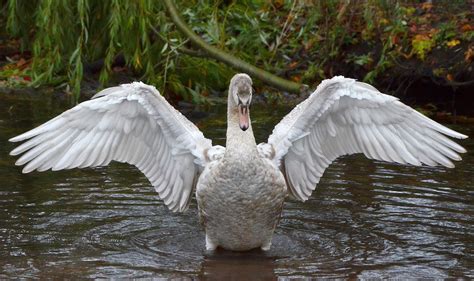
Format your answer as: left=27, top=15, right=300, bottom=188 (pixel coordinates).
left=229, top=73, right=253, bottom=131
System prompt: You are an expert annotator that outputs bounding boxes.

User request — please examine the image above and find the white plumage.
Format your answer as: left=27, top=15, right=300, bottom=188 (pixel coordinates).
left=10, top=74, right=467, bottom=251
left=263, top=76, right=467, bottom=201
left=10, top=82, right=212, bottom=212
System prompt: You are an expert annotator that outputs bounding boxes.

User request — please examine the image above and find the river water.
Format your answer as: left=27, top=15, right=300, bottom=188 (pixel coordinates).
left=0, top=91, right=473, bottom=279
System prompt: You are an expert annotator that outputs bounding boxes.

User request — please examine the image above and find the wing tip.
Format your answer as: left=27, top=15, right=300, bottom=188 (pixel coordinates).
left=445, top=161, right=455, bottom=169
left=446, top=129, right=468, bottom=140
left=457, top=133, right=468, bottom=140
left=21, top=165, right=34, bottom=174
left=9, top=135, right=23, bottom=142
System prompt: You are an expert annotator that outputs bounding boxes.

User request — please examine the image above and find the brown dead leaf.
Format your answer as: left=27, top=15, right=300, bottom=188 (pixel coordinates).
left=289, top=61, right=298, bottom=68
left=421, top=2, right=433, bottom=11
left=391, top=35, right=399, bottom=45
left=465, top=46, right=474, bottom=62
left=428, top=28, right=438, bottom=37
left=291, top=75, right=301, bottom=82
left=461, top=24, right=473, bottom=32
left=16, top=58, right=27, bottom=67
left=15, top=58, right=31, bottom=70
left=273, top=0, right=284, bottom=9
left=379, top=18, right=389, bottom=25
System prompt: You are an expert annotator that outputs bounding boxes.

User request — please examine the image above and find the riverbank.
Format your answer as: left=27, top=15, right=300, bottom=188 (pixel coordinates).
left=0, top=1, right=472, bottom=119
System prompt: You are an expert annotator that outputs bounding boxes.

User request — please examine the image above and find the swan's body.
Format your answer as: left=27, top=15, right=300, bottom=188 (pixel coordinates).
left=10, top=74, right=467, bottom=251
left=197, top=147, right=286, bottom=251
left=196, top=89, right=287, bottom=250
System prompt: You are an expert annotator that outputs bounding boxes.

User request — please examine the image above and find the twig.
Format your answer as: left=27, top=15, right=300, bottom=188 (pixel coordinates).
left=430, top=76, right=474, bottom=87
left=273, top=0, right=298, bottom=54
left=150, top=25, right=205, bottom=57
left=162, top=51, right=170, bottom=94
left=336, top=0, right=351, bottom=23
left=177, top=46, right=206, bottom=57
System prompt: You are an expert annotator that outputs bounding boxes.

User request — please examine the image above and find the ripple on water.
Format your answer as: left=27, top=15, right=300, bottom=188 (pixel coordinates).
left=0, top=99, right=473, bottom=279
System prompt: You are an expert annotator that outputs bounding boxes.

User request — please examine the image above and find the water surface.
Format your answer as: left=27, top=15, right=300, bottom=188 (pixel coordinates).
left=0, top=91, right=473, bottom=279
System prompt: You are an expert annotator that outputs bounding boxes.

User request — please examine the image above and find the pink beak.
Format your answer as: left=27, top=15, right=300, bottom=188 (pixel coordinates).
left=238, top=104, right=250, bottom=131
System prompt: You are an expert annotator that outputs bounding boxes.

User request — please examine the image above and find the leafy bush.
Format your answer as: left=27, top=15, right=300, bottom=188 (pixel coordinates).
left=1, top=0, right=471, bottom=103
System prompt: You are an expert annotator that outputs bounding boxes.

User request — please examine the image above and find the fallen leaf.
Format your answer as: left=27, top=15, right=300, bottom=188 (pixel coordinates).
left=428, top=28, right=438, bottom=36
left=461, top=24, right=473, bottom=32
left=379, top=18, right=389, bottom=25
left=291, top=75, right=301, bottom=82
left=412, top=34, right=434, bottom=60
left=289, top=61, right=298, bottom=68
left=16, top=58, right=27, bottom=67
left=446, top=39, right=460, bottom=48
left=433, top=68, right=445, bottom=77
left=465, top=47, right=474, bottom=62
left=421, top=2, right=433, bottom=11
left=391, top=35, right=399, bottom=45
left=273, top=0, right=284, bottom=8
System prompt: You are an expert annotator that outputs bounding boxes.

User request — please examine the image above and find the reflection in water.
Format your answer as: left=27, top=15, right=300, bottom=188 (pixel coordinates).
left=0, top=92, right=473, bottom=279
left=200, top=250, right=276, bottom=281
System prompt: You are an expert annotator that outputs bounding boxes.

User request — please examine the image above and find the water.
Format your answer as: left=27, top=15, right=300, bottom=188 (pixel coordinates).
left=0, top=91, right=473, bottom=279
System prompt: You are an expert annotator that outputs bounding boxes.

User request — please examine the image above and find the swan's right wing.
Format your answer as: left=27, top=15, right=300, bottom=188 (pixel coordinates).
left=262, top=76, right=467, bottom=201
left=10, top=82, right=213, bottom=212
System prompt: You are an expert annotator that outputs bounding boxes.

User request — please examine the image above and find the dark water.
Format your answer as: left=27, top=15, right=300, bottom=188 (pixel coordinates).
left=0, top=92, right=473, bottom=279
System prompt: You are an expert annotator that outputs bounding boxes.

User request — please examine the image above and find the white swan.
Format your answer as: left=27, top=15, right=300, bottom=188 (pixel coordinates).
left=9, top=73, right=467, bottom=251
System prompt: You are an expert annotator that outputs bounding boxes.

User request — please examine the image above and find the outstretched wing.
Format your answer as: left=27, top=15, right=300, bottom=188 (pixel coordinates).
left=10, top=82, right=213, bottom=212
left=261, top=76, right=467, bottom=201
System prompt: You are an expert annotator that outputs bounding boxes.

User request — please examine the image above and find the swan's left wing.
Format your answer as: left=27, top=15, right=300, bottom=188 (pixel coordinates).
left=260, top=76, right=467, bottom=201
left=9, top=82, right=214, bottom=212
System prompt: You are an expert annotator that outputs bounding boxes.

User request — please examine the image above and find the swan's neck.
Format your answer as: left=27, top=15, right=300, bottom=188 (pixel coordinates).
left=225, top=103, right=257, bottom=158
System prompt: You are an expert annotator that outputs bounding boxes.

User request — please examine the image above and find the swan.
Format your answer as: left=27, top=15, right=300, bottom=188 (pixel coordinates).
left=9, top=73, right=467, bottom=251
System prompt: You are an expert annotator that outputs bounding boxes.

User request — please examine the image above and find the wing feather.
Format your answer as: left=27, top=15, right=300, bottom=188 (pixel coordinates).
left=263, top=76, right=467, bottom=201
left=9, top=82, right=214, bottom=212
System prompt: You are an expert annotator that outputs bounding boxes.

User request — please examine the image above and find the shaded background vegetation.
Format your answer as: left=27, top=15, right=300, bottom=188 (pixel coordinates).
left=0, top=0, right=472, bottom=110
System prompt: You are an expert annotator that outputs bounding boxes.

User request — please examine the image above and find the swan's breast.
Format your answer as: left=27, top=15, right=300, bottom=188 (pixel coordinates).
left=195, top=157, right=287, bottom=250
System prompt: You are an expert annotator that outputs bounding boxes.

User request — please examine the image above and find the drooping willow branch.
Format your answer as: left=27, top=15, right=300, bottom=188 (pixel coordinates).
left=163, top=0, right=305, bottom=94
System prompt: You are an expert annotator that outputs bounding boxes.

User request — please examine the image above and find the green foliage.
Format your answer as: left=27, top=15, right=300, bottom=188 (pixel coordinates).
left=347, top=54, right=373, bottom=67
left=1, top=0, right=472, bottom=103
left=4, top=0, right=169, bottom=102
left=411, top=35, right=434, bottom=61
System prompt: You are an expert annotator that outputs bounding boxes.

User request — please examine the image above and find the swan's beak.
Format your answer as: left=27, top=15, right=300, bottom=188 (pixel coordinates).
left=238, top=104, right=250, bottom=131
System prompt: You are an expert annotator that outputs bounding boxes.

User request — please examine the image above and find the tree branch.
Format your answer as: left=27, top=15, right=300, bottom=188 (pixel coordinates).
left=178, top=46, right=206, bottom=57
left=163, top=0, right=304, bottom=94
